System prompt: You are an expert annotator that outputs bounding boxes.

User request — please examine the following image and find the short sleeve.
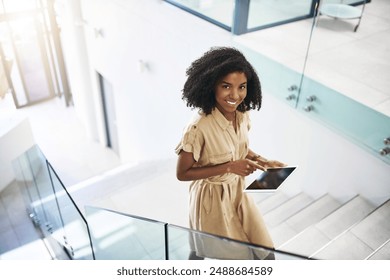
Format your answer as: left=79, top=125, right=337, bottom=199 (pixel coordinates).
left=175, top=124, right=203, bottom=162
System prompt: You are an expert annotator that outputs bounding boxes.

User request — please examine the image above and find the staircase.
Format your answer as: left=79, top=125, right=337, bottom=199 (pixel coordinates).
left=254, top=191, right=390, bottom=260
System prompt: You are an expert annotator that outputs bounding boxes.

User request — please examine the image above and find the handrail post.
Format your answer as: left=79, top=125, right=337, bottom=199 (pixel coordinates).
left=232, top=0, right=250, bottom=35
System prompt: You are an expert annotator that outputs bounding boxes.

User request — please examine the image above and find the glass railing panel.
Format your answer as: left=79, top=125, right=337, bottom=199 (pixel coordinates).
left=168, top=225, right=308, bottom=260
left=236, top=43, right=303, bottom=108
left=298, top=76, right=390, bottom=163
left=12, top=145, right=67, bottom=248
left=85, top=206, right=167, bottom=260
left=321, top=0, right=365, bottom=5
left=164, top=0, right=233, bottom=29
left=11, top=147, right=46, bottom=228
left=25, top=146, right=64, bottom=236
left=247, top=0, right=313, bottom=30
left=47, top=162, right=94, bottom=260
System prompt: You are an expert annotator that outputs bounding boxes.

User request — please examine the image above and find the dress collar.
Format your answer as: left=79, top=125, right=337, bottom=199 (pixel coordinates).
left=211, top=108, right=244, bottom=130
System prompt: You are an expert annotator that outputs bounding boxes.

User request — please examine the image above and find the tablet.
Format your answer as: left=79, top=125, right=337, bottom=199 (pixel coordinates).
left=244, top=166, right=297, bottom=192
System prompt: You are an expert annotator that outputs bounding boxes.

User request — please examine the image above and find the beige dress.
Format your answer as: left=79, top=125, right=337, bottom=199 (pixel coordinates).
left=175, top=108, right=273, bottom=259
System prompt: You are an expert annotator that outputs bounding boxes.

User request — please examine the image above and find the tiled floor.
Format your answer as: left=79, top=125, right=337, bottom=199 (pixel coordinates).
left=0, top=0, right=389, bottom=259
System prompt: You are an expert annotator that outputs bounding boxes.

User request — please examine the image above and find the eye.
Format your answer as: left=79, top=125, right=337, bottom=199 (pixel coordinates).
left=239, top=85, right=246, bottom=90
left=222, top=84, right=230, bottom=89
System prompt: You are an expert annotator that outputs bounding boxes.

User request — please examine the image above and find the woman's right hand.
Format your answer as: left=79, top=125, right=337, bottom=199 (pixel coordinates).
left=227, top=159, right=265, bottom=176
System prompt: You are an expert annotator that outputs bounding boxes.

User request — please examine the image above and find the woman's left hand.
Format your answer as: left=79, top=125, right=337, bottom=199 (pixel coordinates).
left=247, top=151, right=287, bottom=170
left=262, top=159, right=287, bottom=169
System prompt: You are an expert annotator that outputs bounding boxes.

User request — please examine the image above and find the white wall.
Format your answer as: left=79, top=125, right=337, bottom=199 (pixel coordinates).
left=75, top=0, right=234, bottom=164
left=0, top=115, right=35, bottom=191
left=60, top=0, right=389, bottom=204
left=57, top=0, right=99, bottom=143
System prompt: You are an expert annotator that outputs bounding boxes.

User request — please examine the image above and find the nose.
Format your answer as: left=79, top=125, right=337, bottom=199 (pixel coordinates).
left=230, top=88, right=239, bottom=99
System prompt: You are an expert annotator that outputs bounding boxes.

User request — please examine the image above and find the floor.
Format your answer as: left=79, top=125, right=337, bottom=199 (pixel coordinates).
left=235, top=0, right=390, bottom=117
left=0, top=0, right=389, bottom=259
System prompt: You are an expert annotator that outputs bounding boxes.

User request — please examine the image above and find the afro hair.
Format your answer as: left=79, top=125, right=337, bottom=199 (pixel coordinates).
left=182, top=47, right=262, bottom=114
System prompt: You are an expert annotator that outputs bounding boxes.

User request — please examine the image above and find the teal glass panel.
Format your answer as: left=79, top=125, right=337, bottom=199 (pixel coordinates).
left=248, top=0, right=313, bottom=29
left=168, top=225, right=308, bottom=260
left=48, top=163, right=94, bottom=260
left=165, top=0, right=233, bottom=28
left=85, top=206, right=167, bottom=260
left=298, top=76, right=390, bottom=164
left=236, top=43, right=302, bottom=108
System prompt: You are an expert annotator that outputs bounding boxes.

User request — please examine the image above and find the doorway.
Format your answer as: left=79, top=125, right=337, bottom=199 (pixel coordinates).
left=0, top=0, right=71, bottom=108
left=97, top=72, right=120, bottom=155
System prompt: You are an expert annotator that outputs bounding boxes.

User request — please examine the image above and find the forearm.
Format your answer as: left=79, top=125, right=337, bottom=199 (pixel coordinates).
left=177, top=162, right=232, bottom=181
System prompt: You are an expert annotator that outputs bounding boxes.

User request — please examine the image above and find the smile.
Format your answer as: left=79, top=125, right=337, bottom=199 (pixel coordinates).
left=227, top=100, right=238, bottom=105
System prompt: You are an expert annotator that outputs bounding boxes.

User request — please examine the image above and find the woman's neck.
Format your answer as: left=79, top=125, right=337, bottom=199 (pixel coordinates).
left=224, top=111, right=236, bottom=122
left=216, top=107, right=236, bottom=122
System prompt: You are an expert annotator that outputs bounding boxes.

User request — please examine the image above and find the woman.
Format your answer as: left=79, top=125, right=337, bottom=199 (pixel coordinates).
left=175, top=47, right=285, bottom=259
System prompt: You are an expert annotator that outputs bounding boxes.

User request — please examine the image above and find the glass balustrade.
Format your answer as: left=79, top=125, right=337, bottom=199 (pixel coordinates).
left=12, top=145, right=310, bottom=260
left=85, top=206, right=167, bottom=260
left=47, top=162, right=94, bottom=260
left=12, top=145, right=94, bottom=260
left=12, top=146, right=50, bottom=231
left=85, top=206, right=309, bottom=260
left=234, top=40, right=390, bottom=164
left=167, top=224, right=308, bottom=260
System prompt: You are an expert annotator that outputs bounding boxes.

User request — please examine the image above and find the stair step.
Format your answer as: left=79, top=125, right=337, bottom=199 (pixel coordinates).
left=312, top=232, right=373, bottom=260
left=264, top=193, right=314, bottom=228
left=270, top=195, right=341, bottom=246
left=367, top=240, right=390, bottom=260
left=285, top=194, right=342, bottom=233
left=277, top=195, right=375, bottom=257
left=315, top=195, right=375, bottom=240
left=277, top=227, right=330, bottom=258
left=269, top=223, right=300, bottom=247
left=311, top=199, right=390, bottom=260
left=349, top=199, right=390, bottom=250
left=251, top=192, right=274, bottom=205
left=256, top=191, right=291, bottom=214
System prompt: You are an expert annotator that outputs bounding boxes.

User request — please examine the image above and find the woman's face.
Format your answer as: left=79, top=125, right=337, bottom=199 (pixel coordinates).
left=214, top=71, right=247, bottom=117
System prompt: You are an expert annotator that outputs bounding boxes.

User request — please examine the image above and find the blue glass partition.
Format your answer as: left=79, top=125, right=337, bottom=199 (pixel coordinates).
left=164, top=0, right=233, bottom=31
left=164, top=0, right=367, bottom=34
left=85, top=206, right=167, bottom=260
left=247, top=0, right=314, bottom=30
